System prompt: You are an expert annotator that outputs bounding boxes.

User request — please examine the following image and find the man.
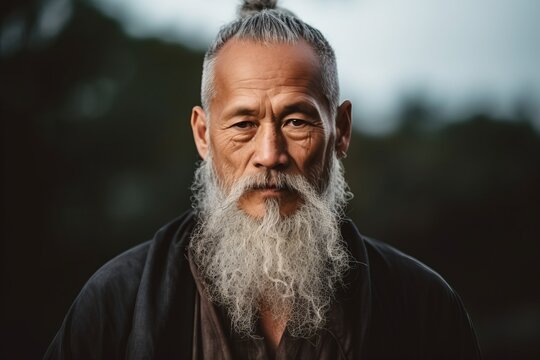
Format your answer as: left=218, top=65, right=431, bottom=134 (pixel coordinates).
left=46, top=1, right=481, bottom=359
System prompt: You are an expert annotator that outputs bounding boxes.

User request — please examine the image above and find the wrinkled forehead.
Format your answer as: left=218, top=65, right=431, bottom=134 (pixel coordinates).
left=211, top=39, right=328, bottom=110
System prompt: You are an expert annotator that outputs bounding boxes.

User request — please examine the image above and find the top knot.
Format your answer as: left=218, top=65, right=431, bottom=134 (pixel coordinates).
left=238, top=0, right=279, bottom=17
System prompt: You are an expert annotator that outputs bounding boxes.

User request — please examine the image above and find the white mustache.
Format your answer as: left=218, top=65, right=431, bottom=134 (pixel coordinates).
left=189, top=152, right=352, bottom=337
left=244, top=174, right=296, bottom=190
left=226, top=172, right=305, bottom=201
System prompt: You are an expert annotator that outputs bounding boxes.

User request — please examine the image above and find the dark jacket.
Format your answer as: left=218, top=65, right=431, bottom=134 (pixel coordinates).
left=45, top=211, right=481, bottom=359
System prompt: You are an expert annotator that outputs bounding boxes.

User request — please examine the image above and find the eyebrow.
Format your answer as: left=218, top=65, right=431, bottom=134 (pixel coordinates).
left=280, top=102, right=320, bottom=118
left=223, top=101, right=321, bottom=120
left=224, top=107, right=259, bottom=120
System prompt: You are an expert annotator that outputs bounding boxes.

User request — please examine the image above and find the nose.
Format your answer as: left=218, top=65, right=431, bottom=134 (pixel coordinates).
left=252, top=124, right=289, bottom=170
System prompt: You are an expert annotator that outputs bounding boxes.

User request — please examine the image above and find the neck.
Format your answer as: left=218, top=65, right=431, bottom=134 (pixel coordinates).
left=259, top=305, right=287, bottom=351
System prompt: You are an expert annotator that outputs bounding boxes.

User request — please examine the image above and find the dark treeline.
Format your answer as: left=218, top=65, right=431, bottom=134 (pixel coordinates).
left=1, top=1, right=539, bottom=358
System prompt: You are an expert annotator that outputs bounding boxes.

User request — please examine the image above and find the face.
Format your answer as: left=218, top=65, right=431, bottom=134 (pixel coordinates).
left=191, top=39, right=352, bottom=218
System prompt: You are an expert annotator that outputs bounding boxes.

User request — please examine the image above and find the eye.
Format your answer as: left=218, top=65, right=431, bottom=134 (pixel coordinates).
left=232, top=121, right=256, bottom=129
left=285, top=119, right=308, bottom=127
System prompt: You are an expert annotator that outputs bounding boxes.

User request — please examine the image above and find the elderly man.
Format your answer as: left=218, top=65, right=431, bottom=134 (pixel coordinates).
left=46, top=1, right=481, bottom=359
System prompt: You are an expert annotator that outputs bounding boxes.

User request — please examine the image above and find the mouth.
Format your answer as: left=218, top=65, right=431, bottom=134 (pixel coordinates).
left=237, top=178, right=302, bottom=216
left=252, top=185, right=284, bottom=193
left=249, top=183, right=291, bottom=197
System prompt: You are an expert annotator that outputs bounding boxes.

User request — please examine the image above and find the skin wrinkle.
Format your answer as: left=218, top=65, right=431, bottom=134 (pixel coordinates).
left=200, top=9, right=342, bottom=122
left=207, top=41, right=332, bottom=217
left=190, top=38, right=353, bottom=341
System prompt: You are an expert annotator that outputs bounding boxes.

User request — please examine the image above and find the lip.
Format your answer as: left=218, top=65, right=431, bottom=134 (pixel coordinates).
left=251, top=186, right=287, bottom=197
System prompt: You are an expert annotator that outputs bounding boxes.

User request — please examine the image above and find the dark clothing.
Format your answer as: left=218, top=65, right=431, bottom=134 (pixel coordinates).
left=188, top=248, right=348, bottom=359
left=45, top=211, right=481, bottom=359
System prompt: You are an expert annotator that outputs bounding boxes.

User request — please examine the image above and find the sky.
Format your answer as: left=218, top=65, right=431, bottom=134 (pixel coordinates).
left=79, top=0, right=540, bottom=132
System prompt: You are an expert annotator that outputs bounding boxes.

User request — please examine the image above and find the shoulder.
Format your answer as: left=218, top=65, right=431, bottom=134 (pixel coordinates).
left=85, top=240, right=150, bottom=292
left=43, top=241, right=151, bottom=359
left=342, top=220, right=481, bottom=358
left=358, top=231, right=465, bottom=318
left=74, top=240, right=151, bottom=313
left=342, top=219, right=452, bottom=299
left=363, top=235, right=454, bottom=299
left=77, top=209, right=196, bottom=302
left=45, top=211, right=197, bottom=359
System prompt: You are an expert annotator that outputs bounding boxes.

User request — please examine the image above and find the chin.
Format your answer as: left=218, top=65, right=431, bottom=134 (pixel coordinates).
left=241, top=201, right=299, bottom=220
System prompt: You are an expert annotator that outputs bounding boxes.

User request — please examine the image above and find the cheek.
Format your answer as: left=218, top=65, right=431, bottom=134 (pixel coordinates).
left=209, top=132, right=251, bottom=185
left=288, top=130, right=329, bottom=177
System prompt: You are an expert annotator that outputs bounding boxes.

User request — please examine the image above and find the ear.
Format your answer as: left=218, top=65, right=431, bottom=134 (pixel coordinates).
left=191, top=106, right=209, bottom=160
left=335, top=100, right=352, bottom=156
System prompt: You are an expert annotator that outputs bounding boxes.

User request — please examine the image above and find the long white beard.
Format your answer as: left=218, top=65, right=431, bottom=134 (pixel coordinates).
left=189, top=153, right=352, bottom=338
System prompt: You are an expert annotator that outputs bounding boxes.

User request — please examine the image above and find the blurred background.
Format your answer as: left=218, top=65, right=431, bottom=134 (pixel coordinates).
left=1, top=0, right=539, bottom=358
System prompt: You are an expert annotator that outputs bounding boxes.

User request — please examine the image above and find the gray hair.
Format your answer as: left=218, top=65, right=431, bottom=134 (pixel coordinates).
left=201, top=0, right=340, bottom=119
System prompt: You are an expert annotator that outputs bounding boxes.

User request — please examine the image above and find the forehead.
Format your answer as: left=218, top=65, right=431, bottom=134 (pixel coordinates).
left=211, top=39, right=326, bottom=110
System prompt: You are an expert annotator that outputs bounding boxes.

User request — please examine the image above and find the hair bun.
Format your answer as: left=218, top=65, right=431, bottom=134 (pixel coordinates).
left=238, top=0, right=279, bottom=17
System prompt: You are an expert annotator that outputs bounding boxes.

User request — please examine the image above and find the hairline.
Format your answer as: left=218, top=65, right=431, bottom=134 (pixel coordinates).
left=204, top=39, right=333, bottom=120
left=200, top=11, right=340, bottom=122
